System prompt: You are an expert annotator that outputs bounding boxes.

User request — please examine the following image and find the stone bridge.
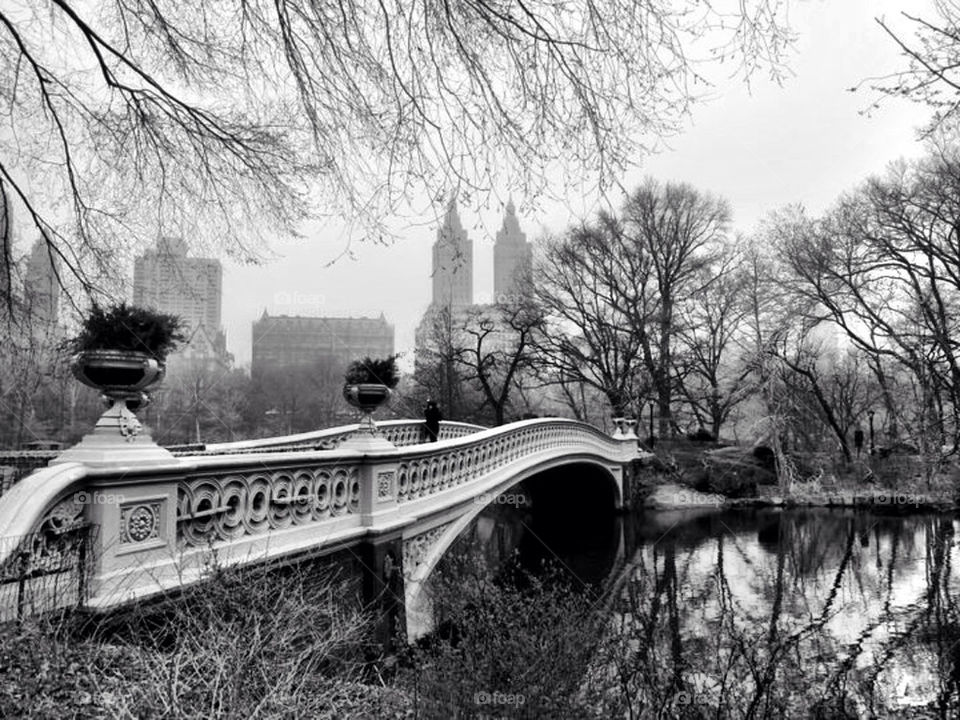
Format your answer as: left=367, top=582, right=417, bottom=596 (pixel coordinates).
left=0, top=417, right=640, bottom=639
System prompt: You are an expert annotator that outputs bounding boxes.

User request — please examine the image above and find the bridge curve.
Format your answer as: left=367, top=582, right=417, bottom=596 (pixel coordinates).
left=401, top=453, right=622, bottom=639
left=0, top=418, right=639, bottom=629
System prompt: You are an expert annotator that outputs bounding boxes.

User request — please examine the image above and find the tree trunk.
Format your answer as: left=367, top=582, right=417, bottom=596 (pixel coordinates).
left=658, top=298, right=673, bottom=437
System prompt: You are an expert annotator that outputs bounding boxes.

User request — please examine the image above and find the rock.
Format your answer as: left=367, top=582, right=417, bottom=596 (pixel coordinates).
left=644, top=483, right=725, bottom=509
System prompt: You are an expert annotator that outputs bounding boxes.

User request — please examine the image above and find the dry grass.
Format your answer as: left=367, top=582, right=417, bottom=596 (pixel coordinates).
left=1, top=560, right=412, bottom=718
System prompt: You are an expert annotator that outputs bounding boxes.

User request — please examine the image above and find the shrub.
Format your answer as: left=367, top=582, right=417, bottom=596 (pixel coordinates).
left=707, top=465, right=759, bottom=498
left=64, top=302, right=186, bottom=361
left=398, top=552, right=602, bottom=718
left=0, top=561, right=397, bottom=718
left=344, top=355, right=400, bottom=388
left=687, top=427, right=716, bottom=442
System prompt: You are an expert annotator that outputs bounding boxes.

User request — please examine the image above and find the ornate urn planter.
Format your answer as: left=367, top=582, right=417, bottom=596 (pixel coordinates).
left=54, top=302, right=184, bottom=467
left=611, top=416, right=638, bottom=439
left=53, top=349, right=173, bottom=466
left=341, top=355, right=399, bottom=450
left=72, top=349, right=165, bottom=413
left=343, top=382, right=392, bottom=435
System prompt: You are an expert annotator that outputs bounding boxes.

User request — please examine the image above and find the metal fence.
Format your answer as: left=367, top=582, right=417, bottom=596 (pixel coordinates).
left=0, top=522, right=97, bottom=622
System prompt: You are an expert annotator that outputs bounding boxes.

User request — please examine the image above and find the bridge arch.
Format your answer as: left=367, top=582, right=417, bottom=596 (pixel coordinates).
left=403, top=455, right=622, bottom=641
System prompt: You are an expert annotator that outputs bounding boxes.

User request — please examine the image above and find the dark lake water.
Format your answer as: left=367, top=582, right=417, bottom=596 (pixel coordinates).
left=440, top=492, right=960, bottom=718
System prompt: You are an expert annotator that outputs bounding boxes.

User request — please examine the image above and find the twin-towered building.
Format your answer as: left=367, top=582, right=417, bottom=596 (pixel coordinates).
left=251, top=196, right=530, bottom=383
left=430, top=196, right=532, bottom=311
left=415, top=197, right=533, bottom=370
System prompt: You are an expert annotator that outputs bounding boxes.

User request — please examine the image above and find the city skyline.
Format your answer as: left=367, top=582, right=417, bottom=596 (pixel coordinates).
left=219, top=1, right=938, bottom=370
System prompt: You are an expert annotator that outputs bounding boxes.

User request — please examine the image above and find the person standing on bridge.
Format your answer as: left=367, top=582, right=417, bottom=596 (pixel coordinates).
left=424, top=399, right=442, bottom=442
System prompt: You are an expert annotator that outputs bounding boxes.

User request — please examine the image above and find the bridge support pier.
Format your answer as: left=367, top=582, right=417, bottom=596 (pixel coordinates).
left=358, top=534, right=406, bottom=651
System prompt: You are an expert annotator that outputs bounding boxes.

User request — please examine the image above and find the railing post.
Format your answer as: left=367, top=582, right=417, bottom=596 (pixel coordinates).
left=83, top=470, right=183, bottom=607
left=359, top=454, right=405, bottom=529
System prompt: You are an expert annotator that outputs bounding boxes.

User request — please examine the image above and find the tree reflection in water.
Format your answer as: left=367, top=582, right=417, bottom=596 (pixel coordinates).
left=582, top=509, right=960, bottom=719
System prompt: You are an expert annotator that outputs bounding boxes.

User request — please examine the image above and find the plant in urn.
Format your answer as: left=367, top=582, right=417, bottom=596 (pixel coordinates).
left=342, top=355, right=399, bottom=445
left=54, top=303, right=185, bottom=466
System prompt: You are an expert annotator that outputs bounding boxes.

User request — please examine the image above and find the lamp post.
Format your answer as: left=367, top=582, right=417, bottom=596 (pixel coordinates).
left=649, top=400, right=656, bottom=447
left=867, top=410, right=876, bottom=456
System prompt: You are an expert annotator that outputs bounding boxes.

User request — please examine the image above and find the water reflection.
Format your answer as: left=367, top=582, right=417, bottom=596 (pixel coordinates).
left=608, top=508, right=960, bottom=718
left=444, top=496, right=960, bottom=717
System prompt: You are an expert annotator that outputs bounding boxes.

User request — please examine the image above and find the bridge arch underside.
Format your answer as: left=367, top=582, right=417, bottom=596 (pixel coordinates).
left=404, top=458, right=623, bottom=641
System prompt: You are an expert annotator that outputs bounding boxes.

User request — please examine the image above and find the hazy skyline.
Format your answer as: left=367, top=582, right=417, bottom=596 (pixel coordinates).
left=223, top=0, right=937, bottom=369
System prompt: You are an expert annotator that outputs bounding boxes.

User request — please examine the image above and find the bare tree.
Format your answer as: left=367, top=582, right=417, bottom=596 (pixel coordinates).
left=0, top=1, right=793, bottom=303
left=454, top=294, right=544, bottom=425
left=675, top=247, right=756, bottom=438
left=414, top=304, right=475, bottom=421
left=870, top=3, right=960, bottom=131
left=619, top=179, right=732, bottom=435
left=534, top=222, right=648, bottom=418
left=534, top=180, right=732, bottom=428
left=772, top=153, right=960, bottom=454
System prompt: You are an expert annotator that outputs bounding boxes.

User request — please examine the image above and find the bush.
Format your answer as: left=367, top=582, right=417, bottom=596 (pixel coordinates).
left=344, top=355, right=400, bottom=388
left=398, top=553, right=602, bottom=718
left=706, top=465, right=759, bottom=498
left=0, top=561, right=397, bottom=718
left=64, top=302, right=186, bottom=361
left=686, top=427, right=716, bottom=442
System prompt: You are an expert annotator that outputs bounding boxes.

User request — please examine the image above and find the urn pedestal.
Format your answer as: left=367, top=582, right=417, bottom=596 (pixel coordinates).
left=52, top=350, right=175, bottom=467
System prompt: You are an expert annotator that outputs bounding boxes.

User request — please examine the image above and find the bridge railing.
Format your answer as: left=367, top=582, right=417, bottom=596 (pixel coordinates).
left=183, top=419, right=488, bottom=454
left=0, top=420, right=488, bottom=499
left=391, top=419, right=637, bottom=505
left=0, top=418, right=637, bottom=614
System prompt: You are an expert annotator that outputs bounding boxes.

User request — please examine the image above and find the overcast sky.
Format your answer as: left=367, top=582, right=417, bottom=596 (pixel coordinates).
left=223, top=0, right=936, bottom=369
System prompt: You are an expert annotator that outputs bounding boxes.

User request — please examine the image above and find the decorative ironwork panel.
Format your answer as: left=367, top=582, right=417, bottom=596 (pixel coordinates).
left=403, top=522, right=453, bottom=576
left=177, top=465, right=360, bottom=548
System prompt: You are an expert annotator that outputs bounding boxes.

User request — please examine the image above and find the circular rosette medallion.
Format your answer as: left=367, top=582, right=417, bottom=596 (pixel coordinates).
left=126, top=505, right=158, bottom=543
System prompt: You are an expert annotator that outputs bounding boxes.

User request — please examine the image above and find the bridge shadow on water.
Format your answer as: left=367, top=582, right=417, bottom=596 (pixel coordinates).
left=425, top=462, right=624, bottom=639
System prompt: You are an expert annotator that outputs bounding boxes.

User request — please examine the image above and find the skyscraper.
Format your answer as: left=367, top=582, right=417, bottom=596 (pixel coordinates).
left=133, top=237, right=226, bottom=364
left=493, top=197, right=532, bottom=299
left=23, top=238, right=59, bottom=326
left=431, top=199, right=473, bottom=308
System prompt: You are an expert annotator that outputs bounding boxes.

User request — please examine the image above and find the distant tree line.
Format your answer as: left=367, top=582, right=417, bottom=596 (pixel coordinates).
left=414, top=136, right=960, bottom=466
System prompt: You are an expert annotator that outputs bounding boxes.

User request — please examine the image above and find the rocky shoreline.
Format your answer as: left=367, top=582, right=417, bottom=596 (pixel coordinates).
left=642, top=482, right=958, bottom=513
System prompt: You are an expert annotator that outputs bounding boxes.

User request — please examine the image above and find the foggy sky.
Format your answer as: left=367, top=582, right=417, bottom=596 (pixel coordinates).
left=223, top=0, right=936, bottom=369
